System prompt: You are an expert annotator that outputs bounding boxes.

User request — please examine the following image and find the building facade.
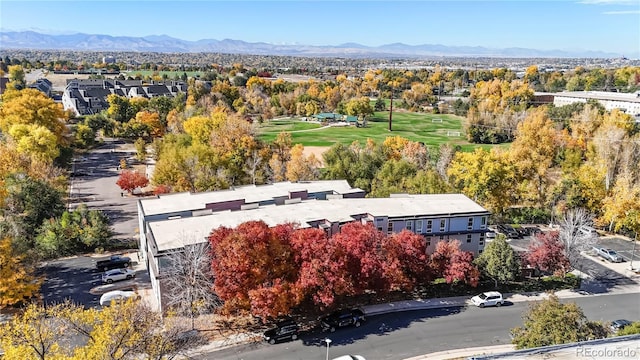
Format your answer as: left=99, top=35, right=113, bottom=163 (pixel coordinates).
left=136, top=182, right=490, bottom=311
left=550, top=91, right=640, bottom=118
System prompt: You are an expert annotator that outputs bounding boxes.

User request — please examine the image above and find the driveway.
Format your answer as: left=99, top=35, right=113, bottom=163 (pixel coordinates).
left=69, top=138, right=140, bottom=242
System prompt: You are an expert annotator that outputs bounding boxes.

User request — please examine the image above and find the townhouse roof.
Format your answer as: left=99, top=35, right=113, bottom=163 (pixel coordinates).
left=139, top=180, right=364, bottom=217
left=148, top=193, right=489, bottom=252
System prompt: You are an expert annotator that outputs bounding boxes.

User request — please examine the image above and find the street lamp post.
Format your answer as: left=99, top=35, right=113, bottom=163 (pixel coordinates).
left=324, top=338, right=332, bottom=360
left=630, top=233, right=637, bottom=271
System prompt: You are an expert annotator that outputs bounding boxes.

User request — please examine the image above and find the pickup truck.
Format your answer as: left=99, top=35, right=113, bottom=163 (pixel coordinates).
left=593, top=247, right=623, bottom=263
left=96, top=255, right=132, bottom=271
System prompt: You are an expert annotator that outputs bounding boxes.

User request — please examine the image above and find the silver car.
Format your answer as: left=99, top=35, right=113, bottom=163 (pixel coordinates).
left=471, top=291, right=504, bottom=308
left=102, top=268, right=136, bottom=284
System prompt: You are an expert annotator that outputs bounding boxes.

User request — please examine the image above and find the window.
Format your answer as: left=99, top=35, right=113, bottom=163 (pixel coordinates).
left=416, top=220, right=423, bottom=234
left=481, top=216, right=487, bottom=229
left=439, top=235, right=444, bottom=240
left=467, top=217, right=474, bottom=230
left=479, top=234, right=485, bottom=246
left=440, top=219, right=446, bottom=232
left=426, top=220, right=433, bottom=233
left=479, top=249, right=483, bottom=254
left=387, top=221, right=394, bottom=234
left=425, top=236, right=431, bottom=246
left=467, top=234, right=472, bottom=243
left=377, top=227, right=383, bottom=232
left=406, top=221, right=413, bottom=232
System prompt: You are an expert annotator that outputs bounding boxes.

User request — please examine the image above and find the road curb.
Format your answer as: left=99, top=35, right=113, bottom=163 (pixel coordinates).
left=404, top=344, right=516, bottom=360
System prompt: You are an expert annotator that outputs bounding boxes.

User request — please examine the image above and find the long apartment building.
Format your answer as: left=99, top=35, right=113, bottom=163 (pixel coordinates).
left=551, top=91, right=640, bottom=117
left=136, top=181, right=490, bottom=311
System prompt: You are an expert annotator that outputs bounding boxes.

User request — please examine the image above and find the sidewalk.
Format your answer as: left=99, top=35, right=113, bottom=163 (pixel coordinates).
left=361, top=282, right=639, bottom=318
left=405, top=344, right=516, bottom=360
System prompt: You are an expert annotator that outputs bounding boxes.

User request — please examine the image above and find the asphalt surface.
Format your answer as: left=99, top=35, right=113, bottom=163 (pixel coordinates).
left=40, top=138, right=144, bottom=308
left=69, top=138, right=140, bottom=242
left=201, top=293, right=640, bottom=360
left=39, top=254, right=148, bottom=308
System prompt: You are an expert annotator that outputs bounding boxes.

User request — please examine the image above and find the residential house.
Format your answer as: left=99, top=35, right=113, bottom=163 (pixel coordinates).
left=62, top=79, right=187, bottom=116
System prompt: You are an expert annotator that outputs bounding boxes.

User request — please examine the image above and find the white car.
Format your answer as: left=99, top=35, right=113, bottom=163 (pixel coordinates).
left=99, top=290, right=138, bottom=306
left=102, top=268, right=136, bottom=284
left=471, top=291, right=504, bottom=308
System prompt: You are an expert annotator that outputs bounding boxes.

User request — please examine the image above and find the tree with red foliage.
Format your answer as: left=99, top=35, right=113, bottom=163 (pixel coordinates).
left=289, top=227, right=344, bottom=308
left=430, top=240, right=479, bottom=287
left=207, top=221, right=299, bottom=316
left=382, top=230, right=431, bottom=291
left=331, top=222, right=388, bottom=296
left=116, top=169, right=149, bottom=194
left=248, top=279, right=299, bottom=320
left=526, top=231, right=570, bottom=276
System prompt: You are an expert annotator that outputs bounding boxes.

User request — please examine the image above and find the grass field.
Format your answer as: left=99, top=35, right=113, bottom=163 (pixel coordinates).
left=258, top=111, right=488, bottom=151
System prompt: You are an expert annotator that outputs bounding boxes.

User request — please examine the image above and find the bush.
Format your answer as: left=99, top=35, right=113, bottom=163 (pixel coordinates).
left=35, top=205, right=113, bottom=259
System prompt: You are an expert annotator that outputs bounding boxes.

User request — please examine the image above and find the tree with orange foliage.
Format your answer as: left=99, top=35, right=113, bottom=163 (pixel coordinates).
left=116, top=170, right=148, bottom=194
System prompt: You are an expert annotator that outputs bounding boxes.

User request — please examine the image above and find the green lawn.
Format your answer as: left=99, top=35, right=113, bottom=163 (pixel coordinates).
left=258, top=111, right=486, bottom=149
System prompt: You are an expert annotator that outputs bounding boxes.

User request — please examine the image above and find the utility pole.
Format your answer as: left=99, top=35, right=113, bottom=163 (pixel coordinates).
left=388, top=83, right=393, bottom=132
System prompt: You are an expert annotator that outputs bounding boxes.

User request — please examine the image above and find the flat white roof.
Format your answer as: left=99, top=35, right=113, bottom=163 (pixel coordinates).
left=149, top=194, right=489, bottom=252
left=139, top=180, right=362, bottom=216
left=547, top=91, right=640, bottom=103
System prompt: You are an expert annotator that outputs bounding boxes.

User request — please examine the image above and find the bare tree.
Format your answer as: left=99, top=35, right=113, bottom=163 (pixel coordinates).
left=558, top=208, right=598, bottom=273
left=436, top=143, right=455, bottom=182
left=164, top=238, right=221, bottom=330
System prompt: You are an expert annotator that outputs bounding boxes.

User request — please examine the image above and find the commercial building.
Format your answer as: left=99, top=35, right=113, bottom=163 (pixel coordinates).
left=136, top=181, right=490, bottom=311
left=550, top=91, right=640, bottom=117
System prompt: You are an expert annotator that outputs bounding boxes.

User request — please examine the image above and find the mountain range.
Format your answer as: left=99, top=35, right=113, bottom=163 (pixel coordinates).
left=0, top=31, right=621, bottom=58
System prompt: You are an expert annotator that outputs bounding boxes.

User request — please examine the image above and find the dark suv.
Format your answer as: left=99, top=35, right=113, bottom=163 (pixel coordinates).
left=320, top=308, right=365, bottom=332
left=263, top=319, right=299, bottom=344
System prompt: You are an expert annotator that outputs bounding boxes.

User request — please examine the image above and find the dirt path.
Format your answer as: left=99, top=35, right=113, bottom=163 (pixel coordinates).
left=303, top=146, right=330, bottom=167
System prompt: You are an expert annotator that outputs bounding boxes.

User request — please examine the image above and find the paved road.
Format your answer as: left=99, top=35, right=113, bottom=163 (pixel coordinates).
left=201, top=293, right=640, bottom=360
left=70, top=138, right=139, bottom=242
left=40, top=139, right=145, bottom=308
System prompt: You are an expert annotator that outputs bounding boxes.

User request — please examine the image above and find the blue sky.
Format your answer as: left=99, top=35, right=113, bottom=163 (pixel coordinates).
left=1, top=0, right=639, bottom=57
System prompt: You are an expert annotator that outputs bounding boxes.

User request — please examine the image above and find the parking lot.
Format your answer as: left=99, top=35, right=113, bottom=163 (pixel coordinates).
left=40, top=252, right=149, bottom=308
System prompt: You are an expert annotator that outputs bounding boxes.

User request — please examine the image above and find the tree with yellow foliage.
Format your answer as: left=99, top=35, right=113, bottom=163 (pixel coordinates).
left=0, top=237, right=41, bottom=309
left=0, top=88, right=69, bottom=152
left=448, top=147, right=516, bottom=216
left=509, top=108, right=558, bottom=207
left=285, top=144, right=319, bottom=182
left=0, top=303, right=69, bottom=359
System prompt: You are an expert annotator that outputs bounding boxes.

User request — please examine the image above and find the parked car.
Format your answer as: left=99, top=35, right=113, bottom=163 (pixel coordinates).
left=497, top=224, right=520, bottom=239
left=102, top=268, right=136, bottom=284
left=610, top=319, right=632, bottom=333
left=471, top=291, right=504, bottom=308
left=263, top=318, right=299, bottom=344
left=99, top=290, right=138, bottom=306
left=485, top=231, right=497, bottom=240
left=96, top=255, right=131, bottom=272
left=320, top=308, right=365, bottom=332
left=332, top=356, right=366, bottom=360
left=579, top=226, right=599, bottom=238
left=593, top=247, right=623, bottom=263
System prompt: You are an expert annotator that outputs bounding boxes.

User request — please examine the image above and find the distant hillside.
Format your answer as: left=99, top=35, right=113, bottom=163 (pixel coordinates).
left=0, top=31, right=621, bottom=58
